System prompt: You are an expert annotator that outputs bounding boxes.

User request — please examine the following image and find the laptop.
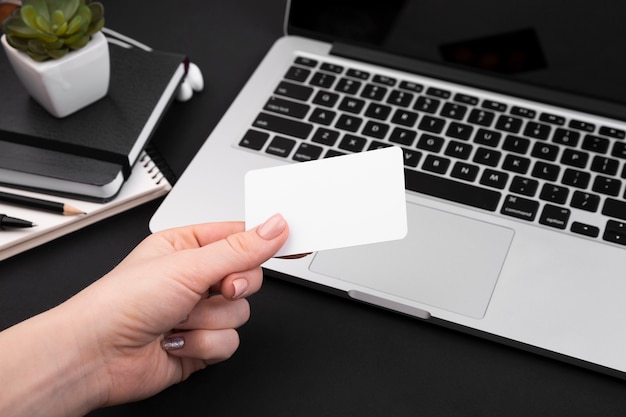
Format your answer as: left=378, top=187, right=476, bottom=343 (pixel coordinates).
left=150, top=0, right=626, bottom=378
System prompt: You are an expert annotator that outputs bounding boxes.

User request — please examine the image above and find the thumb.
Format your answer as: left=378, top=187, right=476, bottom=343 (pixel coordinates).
left=173, top=213, right=289, bottom=297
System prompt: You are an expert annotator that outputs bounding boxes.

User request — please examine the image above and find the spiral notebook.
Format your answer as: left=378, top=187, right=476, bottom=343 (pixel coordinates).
left=0, top=151, right=171, bottom=261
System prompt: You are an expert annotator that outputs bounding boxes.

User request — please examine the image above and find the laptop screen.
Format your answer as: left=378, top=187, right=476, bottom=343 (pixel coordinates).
left=287, top=0, right=626, bottom=116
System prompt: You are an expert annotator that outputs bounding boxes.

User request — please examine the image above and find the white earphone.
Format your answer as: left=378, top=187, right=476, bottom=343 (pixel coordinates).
left=175, top=62, right=204, bottom=102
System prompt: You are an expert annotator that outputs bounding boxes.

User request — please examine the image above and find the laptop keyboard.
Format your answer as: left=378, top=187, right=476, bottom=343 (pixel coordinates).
left=238, top=56, right=626, bottom=248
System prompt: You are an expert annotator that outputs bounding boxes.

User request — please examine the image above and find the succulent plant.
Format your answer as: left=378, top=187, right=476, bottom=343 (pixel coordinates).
left=3, top=0, right=104, bottom=62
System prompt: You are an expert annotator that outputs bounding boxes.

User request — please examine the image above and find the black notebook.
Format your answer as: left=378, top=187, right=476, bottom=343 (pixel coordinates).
left=0, top=36, right=186, bottom=202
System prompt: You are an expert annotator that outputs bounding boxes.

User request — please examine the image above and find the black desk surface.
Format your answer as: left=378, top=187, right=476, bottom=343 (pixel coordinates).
left=3, top=1, right=626, bottom=415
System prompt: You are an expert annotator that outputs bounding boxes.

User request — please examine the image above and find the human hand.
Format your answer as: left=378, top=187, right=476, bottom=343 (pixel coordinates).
left=58, top=214, right=288, bottom=410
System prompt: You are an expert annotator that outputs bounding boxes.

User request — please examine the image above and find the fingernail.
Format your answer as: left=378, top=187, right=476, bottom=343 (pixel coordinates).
left=232, top=278, right=249, bottom=299
left=161, top=336, right=185, bottom=351
left=256, top=213, right=287, bottom=240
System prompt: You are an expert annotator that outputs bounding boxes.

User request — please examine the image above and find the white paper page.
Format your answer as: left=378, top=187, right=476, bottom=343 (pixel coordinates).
left=245, top=146, right=408, bottom=257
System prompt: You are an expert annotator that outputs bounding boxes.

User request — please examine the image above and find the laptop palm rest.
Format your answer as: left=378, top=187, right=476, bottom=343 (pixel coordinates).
left=309, top=202, right=514, bottom=319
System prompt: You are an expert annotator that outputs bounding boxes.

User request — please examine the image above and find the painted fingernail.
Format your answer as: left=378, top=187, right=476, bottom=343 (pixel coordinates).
left=256, top=213, right=287, bottom=240
left=232, top=278, right=249, bottom=299
left=161, top=336, right=185, bottom=351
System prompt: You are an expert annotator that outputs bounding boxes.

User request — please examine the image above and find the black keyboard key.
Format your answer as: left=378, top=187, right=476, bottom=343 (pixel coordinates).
left=444, top=140, right=473, bottom=160
left=571, top=222, right=600, bottom=238
left=501, top=195, right=539, bottom=221
left=335, top=114, right=363, bottom=132
left=560, top=148, right=589, bottom=168
left=446, top=122, right=474, bottom=140
left=265, top=96, right=310, bottom=119
left=401, top=148, right=422, bottom=167
left=372, top=75, right=396, bottom=86
left=391, top=109, right=419, bottom=127
left=416, top=134, right=444, bottom=152
left=293, top=142, right=323, bottom=162
left=509, top=176, right=539, bottom=197
left=422, top=155, right=451, bottom=174
left=335, top=78, right=362, bottom=95
left=582, top=134, right=610, bottom=154
left=539, top=205, right=570, bottom=229
left=562, top=168, right=591, bottom=189
left=346, top=68, right=370, bottom=80
left=483, top=100, right=507, bottom=112
left=524, top=122, right=551, bottom=140
left=451, top=162, right=480, bottom=182
left=474, top=129, right=502, bottom=147
left=338, top=97, right=366, bottom=114
left=468, top=109, right=495, bottom=126
left=531, top=142, right=559, bottom=161
left=539, top=183, right=569, bottom=204
left=602, top=198, right=626, bottom=221
left=480, top=169, right=509, bottom=189
left=418, top=116, right=446, bottom=134
left=440, top=103, right=467, bottom=120
left=571, top=191, right=600, bottom=212
left=592, top=176, right=621, bottom=196
left=612, top=142, right=626, bottom=160
left=454, top=93, right=479, bottom=106
left=600, top=126, right=626, bottom=139
left=552, top=128, right=580, bottom=147
left=320, top=63, right=343, bottom=73
left=312, top=90, right=340, bottom=107
left=239, top=129, right=269, bottom=150
left=591, top=156, right=619, bottom=176
left=311, top=128, right=339, bottom=146
left=387, top=90, right=414, bottom=107
left=325, top=149, right=346, bottom=158
left=531, top=161, right=560, bottom=181
left=362, top=120, right=390, bottom=139
left=308, top=108, right=336, bottom=125
left=426, top=87, right=451, bottom=99
left=284, top=66, right=311, bottom=83
left=294, top=57, right=317, bottom=67
left=495, top=115, right=523, bottom=133
left=389, top=127, right=417, bottom=146
left=361, top=84, right=388, bottom=101
left=539, top=113, right=565, bottom=125
left=569, top=119, right=595, bottom=132
left=404, top=169, right=501, bottom=211
left=310, top=72, right=336, bottom=88
left=367, top=140, right=392, bottom=150
left=511, top=106, right=536, bottom=118
left=502, top=135, right=530, bottom=154
left=414, top=96, right=441, bottom=113
left=275, top=81, right=314, bottom=101
left=473, top=147, right=502, bottom=167
left=365, top=103, right=392, bottom=120
left=502, top=154, right=531, bottom=174
left=338, top=134, right=367, bottom=152
left=399, top=81, right=423, bottom=92
left=266, top=136, right=296, bottom=157
left=253, top=112, right=313, bottom=139
left=603, top=220, right=626, bottom=246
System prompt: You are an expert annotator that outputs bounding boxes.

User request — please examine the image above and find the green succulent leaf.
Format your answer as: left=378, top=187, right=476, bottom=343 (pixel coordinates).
left=47, top=48, right=69, bottom=59
left=24, top=0, right=51, bottom=24
left=59, top=0, right=80, bottom=21
left=34, top=15, right=50, bottom=32
left=65, top=14, right=82, bottom=35
left=19, top=5, right=40, bottom=30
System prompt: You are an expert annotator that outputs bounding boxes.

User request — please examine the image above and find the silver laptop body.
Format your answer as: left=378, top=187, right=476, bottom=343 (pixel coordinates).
left=151, top=0, right=626, bottom=378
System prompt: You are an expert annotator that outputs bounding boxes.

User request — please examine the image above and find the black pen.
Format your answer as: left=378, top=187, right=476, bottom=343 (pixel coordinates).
left=0, top=191, right=84, bottom=215
left=0, top=214, right=37, bottom=229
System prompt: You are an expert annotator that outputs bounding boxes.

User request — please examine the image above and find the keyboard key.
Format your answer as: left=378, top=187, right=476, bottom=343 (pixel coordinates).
left=502, top=154, right=530, bottom=174
left=239, top=129, right=269, bottom=150
left=311, top=128, right=339, bottom=146
left=365, top=103, right=392, bottom=120
left=404, top=169, right=501, bottom=211
left=294, top=57, right=317, bottom=67
left=591, top=156, right=619, bottom=176
left=253, top=112, right=313, bottom=139
left=562, top=168, right=591, bottom=189
left=414, top=96, right=441, bottom=113
left=312, top=90, right=340, bottom=107
left=571, top=222, right=600, bottom=238
left=552, top=128, right=580, bottom=147
left=446, top=122, right=474, bottom=140
left=362, top=120, right=390, bottom=139
left=265, top=96, right=310, bottom=119
left=511, top=106, right=536, bottom=118
left=474, top=129, right=502, bottom=147
left=399, top=81, right=423, bottom=92
left=389, top=127, right=417, bottom=146
left=391, top=109, right=419, bottom=127
left=602, top=198, right=626, bottom=221
left=603, top=220, right=626, bottom=246
left=320, top=63, right=343, bottom=73
left=266, top=136, right=296, bottom=157
left=582, top=134, right=610, bottom=154
left=367, top=140, right=392, bottom=150
left=501, top=195, right=539, bottom=221
left=569, top=119, right=595, bottom=132
left=560, top=148, right=589, bottom=168
left=308, top=108, right=336, bottom=125
left=335, top=78, right=362, bottom=94
left=473, top=147, right=502, bottom=167
left=387, top=90, right=414, bottom=107
left=335, top=114, right=363, bottom=132
left=509, top=176, right=539, bottom=197
left=418, top=116, right=446, bottom=134
left=310, top=72, right=336, bottom=88
left=612, top=142, right=626, bottom=160
left=451, top=162, right=480, bottom=182
left=444, top=140, right=473, bottom=160
left=467, top=109, right=495, bottom=126
left=600, top=126, right=626, bottom=139
left=426, top=87, right=451, bottom=99
left=539, top=113, right=565, bottom=125
left=482, top=100, right=507, bottom=112
left=361, top=84, right=388, bottom=101
left=539, top=204, right=570, bottom=229
left=346, top=68, right=370, bottom=80
left=338, top=97, right=366, bottom=114
left=480, top=169, right=509, bottom=189
left=539, top=183, right=569, bottom=204
left=502, top=135, right=530, bottom=154
left=416, top=134, right=444, bottom=152
left=338, top=134, right=367, bottom=152
left=571, top=191, right=600, bottom=212
left=440, top=103, right=467, bottom=120
left=422, top=155, right=451, bottom=174
left=372, top=74, right=396, bottom=86
left=454, top=93, right=479, bottom=106
left=401, top=148, right=422, bottom=167
left=531, top=161, right=560, bottom=181
left=275, top=81, right=313, bottom=101
left=293, top=142, right=323, bottom=162
left=284, top=66, right=311, bottom=83
left=531, top=142, right=559, bottom=161
left=592, top=176, right=621, bottom=196
left=524, top=122, right=551, bottom=140
left=495, top=115, right=523, bottom=133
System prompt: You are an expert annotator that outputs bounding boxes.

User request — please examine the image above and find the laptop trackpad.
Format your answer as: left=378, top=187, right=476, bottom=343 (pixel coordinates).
left=309, top=202, right=514, bottom=319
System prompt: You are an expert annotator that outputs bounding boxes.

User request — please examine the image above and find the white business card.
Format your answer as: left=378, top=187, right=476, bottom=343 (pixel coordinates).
left=245, top=146, right=408, bottom=257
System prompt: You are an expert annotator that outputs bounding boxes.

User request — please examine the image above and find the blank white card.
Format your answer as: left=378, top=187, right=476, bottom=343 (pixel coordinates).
left=245, top=146, right=408, bottom=257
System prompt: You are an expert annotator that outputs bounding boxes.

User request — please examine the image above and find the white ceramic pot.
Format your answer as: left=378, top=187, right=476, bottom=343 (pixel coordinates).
left=1, top=31, right=110, bottom=118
